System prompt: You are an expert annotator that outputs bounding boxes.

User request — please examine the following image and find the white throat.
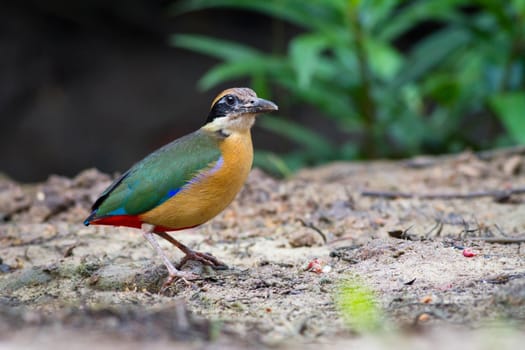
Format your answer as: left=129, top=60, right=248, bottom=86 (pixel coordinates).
left=203, top=114, right=256, bottom=135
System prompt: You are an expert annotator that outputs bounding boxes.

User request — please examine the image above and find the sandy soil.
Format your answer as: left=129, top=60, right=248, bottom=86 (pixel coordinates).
left=1, top=148, right=525, bottom=348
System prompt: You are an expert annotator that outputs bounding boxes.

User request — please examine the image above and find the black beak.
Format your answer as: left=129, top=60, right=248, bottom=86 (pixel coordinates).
left=246, top=97, right=278, bottom=114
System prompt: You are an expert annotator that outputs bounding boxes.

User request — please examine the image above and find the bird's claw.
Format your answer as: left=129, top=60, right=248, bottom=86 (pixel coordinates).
left=178, top=250, right=229, bottom=270
left=160, top=270, right=199, bottom=292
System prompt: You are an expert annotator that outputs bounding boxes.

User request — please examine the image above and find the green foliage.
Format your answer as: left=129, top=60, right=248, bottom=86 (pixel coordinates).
left=170, top=0, right=525, bottom=176
left=489, top=92, right=525, bottom=144
left=335, top=277, right=383, bottom=333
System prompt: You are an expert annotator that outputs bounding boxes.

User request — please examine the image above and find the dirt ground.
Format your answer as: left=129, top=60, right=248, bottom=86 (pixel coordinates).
left=1, top=148, right=525, bottom=349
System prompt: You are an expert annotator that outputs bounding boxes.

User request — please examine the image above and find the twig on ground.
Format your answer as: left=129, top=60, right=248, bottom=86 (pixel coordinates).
left=403, top=146, right=525, bottom=169
left=424, top=220, right=443, bottom=239
left=296, top=218, right=327, bottom=244
left=494, top=224, right=509, bottom=237
left=470, top=237, right=525, bottom=244
left=361, top=187, right=525, bottom=201
left=476, top=145, right=525, bottom=161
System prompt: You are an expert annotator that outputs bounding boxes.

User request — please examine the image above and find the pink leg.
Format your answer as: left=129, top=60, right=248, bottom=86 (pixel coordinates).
left=155, top=231, right=228, bottom=270
left=142, top=230, right=198, bottom=289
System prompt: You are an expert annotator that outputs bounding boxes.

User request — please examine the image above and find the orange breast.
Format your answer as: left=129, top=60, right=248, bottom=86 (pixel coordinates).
left=139, top=131, right=253, bottom=230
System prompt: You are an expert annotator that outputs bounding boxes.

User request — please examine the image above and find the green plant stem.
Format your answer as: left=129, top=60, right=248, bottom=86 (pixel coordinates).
left=499, top=7, right=525, bottom=91
left=271, top=17, right=286, bottom=55
left=499, top=38, right=524, bottom=92
left=348, top=7, right=377, bottom=157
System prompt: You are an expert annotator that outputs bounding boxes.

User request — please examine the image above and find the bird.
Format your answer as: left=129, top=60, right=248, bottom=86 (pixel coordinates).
left=84, top=87, right=278, bottom=287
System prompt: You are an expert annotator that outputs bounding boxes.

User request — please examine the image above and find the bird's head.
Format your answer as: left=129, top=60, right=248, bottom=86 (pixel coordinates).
left=203, top=87, right=278, bottom=135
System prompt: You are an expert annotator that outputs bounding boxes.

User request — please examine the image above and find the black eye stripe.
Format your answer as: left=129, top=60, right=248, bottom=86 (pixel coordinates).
left=206, top=94, right=239, bottom=123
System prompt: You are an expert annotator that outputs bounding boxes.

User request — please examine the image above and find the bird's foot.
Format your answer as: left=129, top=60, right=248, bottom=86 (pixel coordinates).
left=178, top=249, right=229, bottom=270
left=160, top=270, right=199, bottom=292
left=152, top=231, right=228, bottom=271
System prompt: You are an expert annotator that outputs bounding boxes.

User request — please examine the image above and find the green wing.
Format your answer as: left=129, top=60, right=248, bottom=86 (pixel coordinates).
left=91, top=129, right=222, bottom=218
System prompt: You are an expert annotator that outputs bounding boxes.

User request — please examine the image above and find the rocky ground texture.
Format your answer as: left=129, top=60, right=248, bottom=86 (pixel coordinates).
left=1, top=148, right=525, bottom=349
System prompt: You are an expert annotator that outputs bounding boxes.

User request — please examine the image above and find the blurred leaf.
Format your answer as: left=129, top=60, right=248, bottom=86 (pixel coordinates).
left=198, top=57, right=285, bottom=90
left=333, top=46, right=359, bottom=75
left=514, top=0, right=525, bottom=14
left=423, top=73, right=461, bottom=106
left=171, top=0, right=345, bottom=31
left=394, top=27, right=471, bottom=85
left=340, top=141, right=360, bottom=159
left=365, top=37, right=403, bottom=80
left=289, top=33, right=330, bottom=88
left=477, top=0, right=516, bottom=31
left=489, top=92, right=525, bottom=144
left=251, top=74, right=270, bottom=99
left=259, top=115, right=335, bottom=154
left=275, top=76, right=362, bottom=128
left=378, top=0, right=467, bottom=41
left=198, top=63, right=251, bottom=90
left=172, top=34, right=260, bottom=61
left=358, top=0, right=398, bottom=31
left=254, top=151, right=293, bottom=178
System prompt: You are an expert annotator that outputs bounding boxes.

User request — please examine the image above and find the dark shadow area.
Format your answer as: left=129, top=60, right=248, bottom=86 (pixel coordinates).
left=0, top=0, right=298, bottom=181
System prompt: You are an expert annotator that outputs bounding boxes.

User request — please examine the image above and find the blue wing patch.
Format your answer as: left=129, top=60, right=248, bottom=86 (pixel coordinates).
left=106, top=207, right=128, bottom=216
left=163, top=188, right=181, bottom=201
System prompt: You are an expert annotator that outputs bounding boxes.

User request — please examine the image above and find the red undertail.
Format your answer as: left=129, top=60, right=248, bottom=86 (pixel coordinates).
left=87, top=215, right=198, bottom=232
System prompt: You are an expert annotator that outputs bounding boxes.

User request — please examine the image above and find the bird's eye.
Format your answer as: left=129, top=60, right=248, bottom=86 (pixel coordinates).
left=224, top=95, right=236, bottom=106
